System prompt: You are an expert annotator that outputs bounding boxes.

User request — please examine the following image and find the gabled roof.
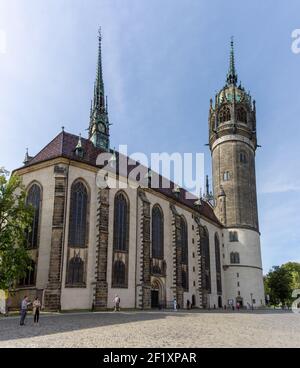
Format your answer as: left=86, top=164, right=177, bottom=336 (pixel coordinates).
left=16, top=131, right=221, bottom=226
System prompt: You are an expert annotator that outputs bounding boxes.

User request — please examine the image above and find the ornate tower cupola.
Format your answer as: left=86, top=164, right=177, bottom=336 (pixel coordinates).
left=89, top=28, right=110, bottom=150
left=209, top=38, right=257, bottom=149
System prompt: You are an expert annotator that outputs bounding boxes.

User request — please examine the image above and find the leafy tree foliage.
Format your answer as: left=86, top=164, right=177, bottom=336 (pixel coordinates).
left=264, top=263, right=300, bottom=306
left=0, top=172, right=33, bottom=290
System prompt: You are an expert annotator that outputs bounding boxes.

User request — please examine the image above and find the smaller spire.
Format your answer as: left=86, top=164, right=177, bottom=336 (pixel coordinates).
left=226, top=37, right=238, bottom=86
left=205, top=175, right=209, bottom=197
left=23, top=148, right=32, bottom=165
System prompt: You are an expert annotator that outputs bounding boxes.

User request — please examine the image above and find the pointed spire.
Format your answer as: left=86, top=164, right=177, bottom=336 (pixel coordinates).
left=226, top=37, right=238, bottom=86
left=88, top=27, right=110, bottom=150
left=94, top=27, right=105, bottom=112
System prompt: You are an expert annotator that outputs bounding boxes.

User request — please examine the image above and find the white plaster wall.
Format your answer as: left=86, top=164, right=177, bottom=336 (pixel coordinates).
left=222, top=228, right=265, bottom=307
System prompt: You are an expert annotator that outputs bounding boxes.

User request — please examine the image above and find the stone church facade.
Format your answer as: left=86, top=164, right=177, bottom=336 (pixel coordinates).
left=12, top=33, right=265, bottom=310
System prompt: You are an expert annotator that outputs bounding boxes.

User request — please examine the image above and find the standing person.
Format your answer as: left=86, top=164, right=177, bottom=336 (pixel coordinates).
left=236, top=302, right=240, bottom=311
left=20, top=296, right=31, bottom=326
left=113, top=295, right=120, bottom=312
left=173, top=298, right=177, bottom=311
left=186, top=299, right=190, bottom=310
left=33, top=297, right=41, bottom=325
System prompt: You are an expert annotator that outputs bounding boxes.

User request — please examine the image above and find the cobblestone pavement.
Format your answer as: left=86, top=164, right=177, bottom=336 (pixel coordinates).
left=0, top=310, right=299, bottom=348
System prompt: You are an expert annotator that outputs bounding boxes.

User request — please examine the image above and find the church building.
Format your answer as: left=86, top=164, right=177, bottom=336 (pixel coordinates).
left=12, top=31, right=265, bottom=310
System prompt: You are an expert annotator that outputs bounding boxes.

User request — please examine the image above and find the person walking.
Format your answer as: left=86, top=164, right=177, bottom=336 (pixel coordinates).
left=33, top=297, right=41, bottom=325
left=186, top=299, right=190, bottom=310
left=113, top=295, right=120, bottom=312
left=20, top=296, right=31, bottom=326
left=173, top=298, right=177, bottom=311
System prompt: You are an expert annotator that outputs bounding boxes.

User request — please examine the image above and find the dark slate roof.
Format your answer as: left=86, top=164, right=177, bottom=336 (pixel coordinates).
left=16, top=131, right=221, bottom=226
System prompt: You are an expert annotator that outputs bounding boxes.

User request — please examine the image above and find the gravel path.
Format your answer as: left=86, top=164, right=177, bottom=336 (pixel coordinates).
left=0, top=310, right=299, bottom=348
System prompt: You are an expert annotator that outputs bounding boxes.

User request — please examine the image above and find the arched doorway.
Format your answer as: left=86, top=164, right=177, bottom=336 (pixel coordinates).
left=151, top=278, right=165, bottom=309
left=218, top=296, right=222, bottom=308
left=192, top=294, right=196, bottom=307
left=236, top=296, right=243, bottom=307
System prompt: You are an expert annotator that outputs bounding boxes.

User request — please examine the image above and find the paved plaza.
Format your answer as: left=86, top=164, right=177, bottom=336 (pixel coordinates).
left=0, top=310, right=299, bottom=348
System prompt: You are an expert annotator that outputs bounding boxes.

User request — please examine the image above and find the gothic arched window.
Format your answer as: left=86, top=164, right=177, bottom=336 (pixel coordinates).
left=67, top=255, right=84, bottom=285
left=26, top=184, right=41, bottom=249
left=215, top=233, right=222, bottom=293
left=201, top=227, right=211, bottom=293
left=237, top=107, right=247, bottom=123
left=182, top=269, right=188, bottom=291
left=230, top=252, right=240, bottom=264
left=219, top=106, right=231, bottom=123
left=112, top=260, right=126, bottom=287
left=113, top=192, right=129, bottom=251
left=152, top=205, right=164, bottom=259
left=181, top=217, right=188, bottom=265
left=68, top=181, right=88, bottom=248
left=19, top=259, right=36, bottom=286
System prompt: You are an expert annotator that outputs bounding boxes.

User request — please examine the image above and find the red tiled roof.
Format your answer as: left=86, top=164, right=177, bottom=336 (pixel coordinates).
left=16, top=131, right=221, bottom=226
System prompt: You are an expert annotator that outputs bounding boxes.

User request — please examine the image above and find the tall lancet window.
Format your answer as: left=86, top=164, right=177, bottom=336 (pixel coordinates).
left=215, top=233, right=222, bottom=294
left=181, top=216, right=188, bottom=291
left=201, top=226, right=211, bottom=293
left=26, top=184, right=42, bottom=249
left=67, top=254, right=84, bottom=285
left=113, top=192, right=129, bottom=251
left=152, top=205, right=164, bottom=259
left=181, top=217, right=188, bottom=265
left=68, top=181, right=88, bottom=248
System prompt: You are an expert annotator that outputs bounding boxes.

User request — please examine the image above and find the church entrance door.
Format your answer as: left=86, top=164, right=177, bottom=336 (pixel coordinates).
left=151, top=290, right=159, bottom=308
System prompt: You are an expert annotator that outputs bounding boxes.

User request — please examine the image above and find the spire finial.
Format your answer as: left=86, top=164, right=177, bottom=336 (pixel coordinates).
left=226, top=36, right=238, bottom=86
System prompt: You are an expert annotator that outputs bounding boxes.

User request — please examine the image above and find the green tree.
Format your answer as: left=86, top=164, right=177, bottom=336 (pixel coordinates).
left=265, top=265, right=293, bottom=306
left=0, top=171, right=33, bottom=290
left=282, top=262, right=300, bottom=290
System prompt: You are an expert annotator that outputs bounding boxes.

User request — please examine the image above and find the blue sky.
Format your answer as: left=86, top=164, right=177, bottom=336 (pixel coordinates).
left=0, top=0, right=299, bottom=273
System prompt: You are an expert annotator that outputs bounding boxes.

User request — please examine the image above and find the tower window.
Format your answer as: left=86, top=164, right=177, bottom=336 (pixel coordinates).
left=219, top=106, right=231, bottom=123
left=240, top=152, right=247, bottom=163
left=223, top=171, right=230, bottom=181
left=237, top=107, right=247, bottom=123
left=229, top=231, right=238, bottom=242
left=230, top=252, right=240, bottom=264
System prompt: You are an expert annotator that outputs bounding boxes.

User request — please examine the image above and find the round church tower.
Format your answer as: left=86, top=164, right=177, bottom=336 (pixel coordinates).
left=209, top=39, right=265, bottom=307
